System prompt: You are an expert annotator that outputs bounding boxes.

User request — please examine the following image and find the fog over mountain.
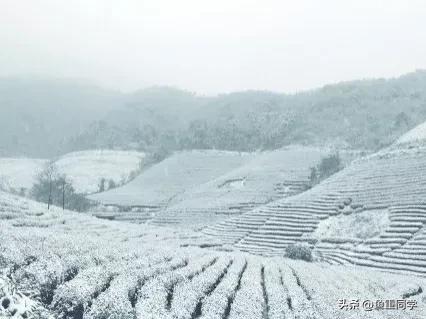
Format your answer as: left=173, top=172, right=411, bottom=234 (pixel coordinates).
left=0, top=77, right=121, bottom=156
left=1, top=70, right=426, bottom=157
left=2, top=0, right=426, bottom=157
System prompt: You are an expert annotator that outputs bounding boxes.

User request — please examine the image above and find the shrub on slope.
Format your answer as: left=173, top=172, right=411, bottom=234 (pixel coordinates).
left=285, top=244, right=314, bottom=262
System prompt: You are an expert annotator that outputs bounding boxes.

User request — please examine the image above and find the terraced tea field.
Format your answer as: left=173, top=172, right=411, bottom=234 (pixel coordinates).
left=204, top=143, right=426, bottom=276
left=1, top=192, right=425, bottom=318
left=89, top=150, right=255, bottom=222
left=90, top=151, right=252, bottom=210
left=151, top=147, right=330, bottom=227
left=3, top=126, right=426, bottom=318
left=90, top=147, right=350, bottom=225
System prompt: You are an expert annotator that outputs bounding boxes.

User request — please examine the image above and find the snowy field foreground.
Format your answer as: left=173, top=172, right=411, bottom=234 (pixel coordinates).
left=1, top=191, right=425, bottom=319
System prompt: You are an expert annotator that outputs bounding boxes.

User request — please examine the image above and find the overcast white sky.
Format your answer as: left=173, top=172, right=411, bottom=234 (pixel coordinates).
left=1, top=0, right=426, bottom=94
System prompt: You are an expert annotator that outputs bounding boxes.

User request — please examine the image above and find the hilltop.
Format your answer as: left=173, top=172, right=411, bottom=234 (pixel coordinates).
left=89, top=150, right=254, bottom=220
left=396, top=121, right=426, bottom=146
left=55, top=150, right=145, bottom=194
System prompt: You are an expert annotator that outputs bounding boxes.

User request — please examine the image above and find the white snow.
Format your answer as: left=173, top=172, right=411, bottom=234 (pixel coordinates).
left=396, top=121, right=426, bottom=145
left=0, top=150, right=145, bottom=196
left=1, top=139, right=426, bottom=318
left=0, top=158, right=46, bottom=194
left=1, top=191, right=426, bottom=319
left=154, top=146, right=330, bottom=226
left=91, top=146, right=361, bottom=226
left=313, top=209, right=390, bottom=240
left=89, top=150, right=253, bottom=207
left=205, top=143, right=426, bottom=274
left=55, top=150, right=145, bottom=194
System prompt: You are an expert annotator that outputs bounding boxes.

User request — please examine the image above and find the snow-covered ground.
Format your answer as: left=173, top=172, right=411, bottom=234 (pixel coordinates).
left=1, top=140, right=426, bottom=318
left=0, top=150, right=145, bottom=196
left=0, top=191, right=425, bottom=319
left=89, top=150, right=254, bottom=208
left=90, top=147, right=362, bottom=225
left=151, top=147, right=334, bottom=226
left=0, top=158, right=46, bottom=195
left=396, top=121, right=426, bottom=145
left=313, top=209, right=390, bottom=239
left=55, top=150, right=145, bottom=194
left=205, top=142, right=426, bottom=275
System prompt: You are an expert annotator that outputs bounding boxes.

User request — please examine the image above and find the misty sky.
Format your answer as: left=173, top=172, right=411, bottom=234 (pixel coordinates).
left=1, top=0, right=426, bottom=94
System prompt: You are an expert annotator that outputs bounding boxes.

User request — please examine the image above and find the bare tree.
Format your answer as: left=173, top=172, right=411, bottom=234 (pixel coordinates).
left=40, top=161, right=58, bottom=210
left=62, top=177, right=65, bottom=210
left=31, top=164, right=92, bottom=212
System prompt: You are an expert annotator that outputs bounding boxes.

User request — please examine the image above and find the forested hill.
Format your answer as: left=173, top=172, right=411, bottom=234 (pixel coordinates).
left=2, top=70, right=426, bottom=157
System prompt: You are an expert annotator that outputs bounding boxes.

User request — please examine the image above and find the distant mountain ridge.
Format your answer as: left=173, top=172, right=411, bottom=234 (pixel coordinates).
left=1, top=70, right=426, bottom=156
left=0, top=77, right=122, bottom=157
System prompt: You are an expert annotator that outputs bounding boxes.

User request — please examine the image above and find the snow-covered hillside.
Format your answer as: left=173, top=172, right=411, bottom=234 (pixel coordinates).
left=91, top=147, right=362, bottom=225
left=0, top=158, right=46, bottom=194
left=205, top=142, right=426, bottom=275
left=55, top=150, right=145, bottom=194
left=152, top=147, right=334, bottom=226
left=89, top=150, right=253, bottom=213
left=0, top=191, right=424, bottom=319
left=396, top=121, right=426, bottom=145
left=0, top=150, right=145, bottom=196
